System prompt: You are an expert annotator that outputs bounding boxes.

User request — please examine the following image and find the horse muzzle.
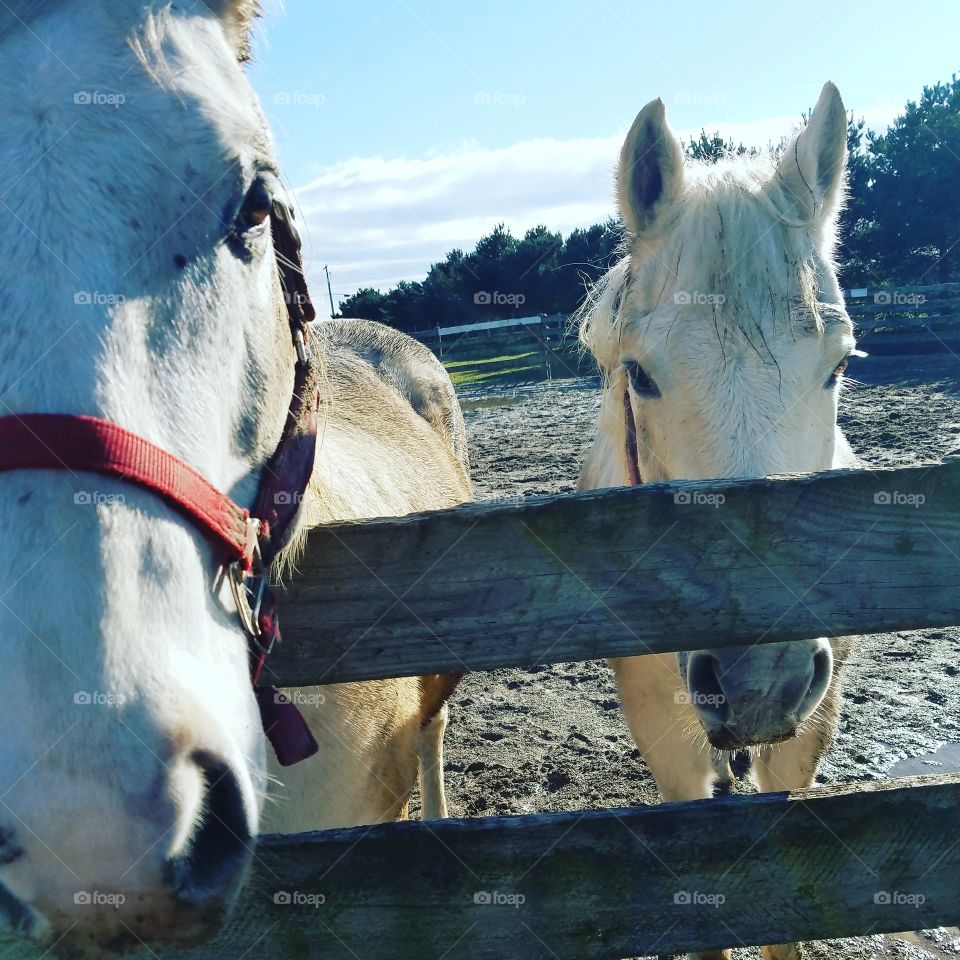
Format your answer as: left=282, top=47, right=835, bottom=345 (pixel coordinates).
left=681, top=639, right=834, bottom=749
left=0, top=752, right=254, bottom=957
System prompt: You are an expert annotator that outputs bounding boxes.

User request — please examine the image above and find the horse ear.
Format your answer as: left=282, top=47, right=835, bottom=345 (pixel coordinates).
left=617, top=98, right=685, bottom=237
left=206, top=0, right=259, bottom=61
left=773, top=82, right=847, bottom=223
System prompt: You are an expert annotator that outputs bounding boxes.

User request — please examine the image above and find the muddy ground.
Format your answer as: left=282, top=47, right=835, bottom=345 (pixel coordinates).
left=436, top=351, right=960, bottom=959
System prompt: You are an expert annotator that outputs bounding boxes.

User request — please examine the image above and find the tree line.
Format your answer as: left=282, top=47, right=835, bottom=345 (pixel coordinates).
left=339, top=75, right=960, bottom=333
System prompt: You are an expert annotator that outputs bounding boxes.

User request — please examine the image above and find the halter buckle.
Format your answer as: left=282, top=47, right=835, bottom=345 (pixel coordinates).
left=294, top=327, right=310, bottom=367
left=228, top=521, right=268, bottom=640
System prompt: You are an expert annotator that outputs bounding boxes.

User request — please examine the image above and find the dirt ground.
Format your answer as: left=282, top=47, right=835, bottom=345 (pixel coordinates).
left=440, top=351, right=960, bottom=959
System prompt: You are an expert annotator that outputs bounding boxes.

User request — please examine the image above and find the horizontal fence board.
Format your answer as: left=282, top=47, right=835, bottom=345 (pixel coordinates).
left=856, top=318, right=960, bottom=330
left=855, top=334, right=960, bottom=356
left=160, top=774, right=960, bottom=960
left=845, top=282, right=960, bottom=297
left=852, top=317, right=960, bottom=331
left=437, top=316, right=543, bottom=336
left=265, top=461, right=960, bottom=686
left=847, top=303, right=959, bottom=319
left=856, top=320, right=960, bottom=338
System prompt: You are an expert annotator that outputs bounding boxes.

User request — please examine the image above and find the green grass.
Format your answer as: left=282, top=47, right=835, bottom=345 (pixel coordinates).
left=440, top=344, right=591, bottom=388
left=447, top=364, right=541, bottom=387
left=442, top=351, right=545, bottom=387
left=443, top=352, right=537, bottom=370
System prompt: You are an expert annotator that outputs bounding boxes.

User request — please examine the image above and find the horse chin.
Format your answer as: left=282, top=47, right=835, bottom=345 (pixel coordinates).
left=15, top=873, right=239, bottom=960
left=705, top=724, right=798, bottom=752
left=41, top=907, right=229, bottom=960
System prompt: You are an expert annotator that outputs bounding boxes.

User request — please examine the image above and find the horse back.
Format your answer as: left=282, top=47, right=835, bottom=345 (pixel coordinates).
left=308, top=318, right=472, bottom=521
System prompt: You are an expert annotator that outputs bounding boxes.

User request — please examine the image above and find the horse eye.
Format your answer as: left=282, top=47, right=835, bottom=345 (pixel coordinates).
left=624, top=361, right=660, bottom=398
left=826, top=357, right=849, bottom=388
left=236, top=178, right=273, bottom=232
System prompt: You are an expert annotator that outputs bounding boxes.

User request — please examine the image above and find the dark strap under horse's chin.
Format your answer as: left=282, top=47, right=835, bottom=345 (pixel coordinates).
left=622, top=385, right=643, bottom=487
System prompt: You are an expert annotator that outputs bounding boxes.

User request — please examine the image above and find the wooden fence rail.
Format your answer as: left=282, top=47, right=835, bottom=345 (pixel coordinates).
left=266, top=460, right=960, bottom=686
left=157, top=458, right=960, bottom=960
left=846, top=283, right=960, bottom=353
left=405, top=284, right=960, bottom=362
left=156, top=302, right=960, bottom=960
left=124, top=459, right=960, bottom=960
left=162, top=773, right=960, bottom=960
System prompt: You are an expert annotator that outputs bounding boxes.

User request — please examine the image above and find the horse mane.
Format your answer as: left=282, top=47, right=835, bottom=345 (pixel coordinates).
left=214, top=0, right=262, bottom=62
left=576, top=254, right=631, bottom=380
left=577, top=147, right=842, bottom=378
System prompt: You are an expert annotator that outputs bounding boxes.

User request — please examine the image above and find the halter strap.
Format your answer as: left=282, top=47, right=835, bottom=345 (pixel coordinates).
left=0, top=413, right=257, bottom=564
left=622, top=384, right=643, bottom=487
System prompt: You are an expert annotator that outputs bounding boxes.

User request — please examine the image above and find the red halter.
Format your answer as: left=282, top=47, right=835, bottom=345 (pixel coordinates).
left=0, top=200, right=320, bottom=766
left=0, top=414, right=257, bottom=560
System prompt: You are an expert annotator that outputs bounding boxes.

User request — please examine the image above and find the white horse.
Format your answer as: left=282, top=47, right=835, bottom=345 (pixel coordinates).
left=578, top=84, right=858, bottom=960
left=0, top=2, right=468, bottom=955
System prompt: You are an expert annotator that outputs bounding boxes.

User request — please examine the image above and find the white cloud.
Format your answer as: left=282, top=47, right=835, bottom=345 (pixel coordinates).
left=294, top=104, right=901, bottom=318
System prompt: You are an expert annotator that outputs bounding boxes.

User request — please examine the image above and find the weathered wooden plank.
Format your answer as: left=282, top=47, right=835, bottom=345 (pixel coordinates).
left=266, top=461, right=960, bottom=686
left=855, top=321, right=960, bottom=339
left=856, top=333, right=960, bottom=356
left=847, top=303, right=960, bottom=318
left=844, top=282, right=960, bottom=299
left=161, top=774, right=960, bottom=960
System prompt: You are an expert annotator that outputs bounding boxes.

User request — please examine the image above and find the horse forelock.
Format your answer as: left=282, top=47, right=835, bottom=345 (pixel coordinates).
left=1, top=0, right=260, bottom=63
left=579, top=151, right=840, bottom=376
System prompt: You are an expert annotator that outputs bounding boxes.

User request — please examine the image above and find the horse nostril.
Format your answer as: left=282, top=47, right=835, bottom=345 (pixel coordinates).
left=0, top=881, right=52, bottom=944
left=812, top=647, right=832, bottom=691
left=165, top=753, right=252, bottom=906
left=797, top=645, right=834, bottom=721
left=686, top=653, right=731, bottom=724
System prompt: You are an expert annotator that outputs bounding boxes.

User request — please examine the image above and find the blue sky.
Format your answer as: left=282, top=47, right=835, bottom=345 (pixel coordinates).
left=247, top=0, right=960, bottom=313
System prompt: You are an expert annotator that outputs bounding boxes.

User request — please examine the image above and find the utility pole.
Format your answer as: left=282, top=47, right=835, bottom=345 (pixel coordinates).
left=323, top=265, right=336, bottom=319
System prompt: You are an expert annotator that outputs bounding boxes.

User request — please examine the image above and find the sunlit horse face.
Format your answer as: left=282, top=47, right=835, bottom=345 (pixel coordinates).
left=0, top=1, right=291, bottom=952
left=588, top=84, right=857, bottom=748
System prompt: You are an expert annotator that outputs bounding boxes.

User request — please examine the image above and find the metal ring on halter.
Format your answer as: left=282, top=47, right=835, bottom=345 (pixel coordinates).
left=227, top=520, right=267, bottom=638
left=248, top=610, right=278, bottom=660
left=294, top=328, right=310, bottom=366
left=228, top=563, right=262, bottom=638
